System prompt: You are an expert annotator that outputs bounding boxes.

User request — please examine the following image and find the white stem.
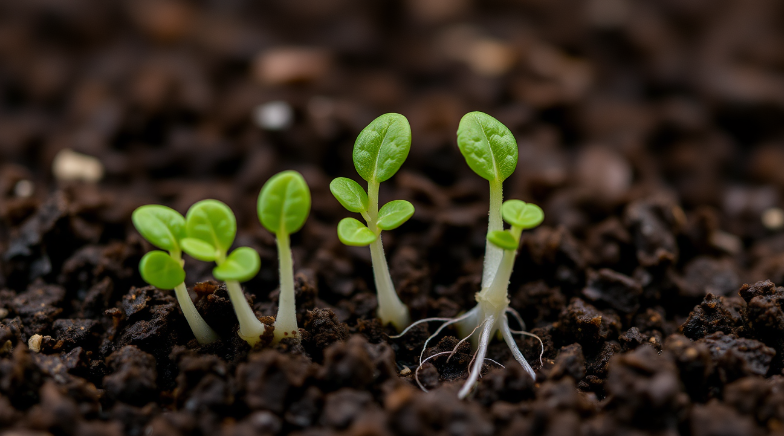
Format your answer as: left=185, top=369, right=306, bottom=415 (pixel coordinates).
left=273, top=233, right=299, bottom=342
left=370, top=234, right=411, bottom=331
left=500, top=318, right=536, bottom=380
left=458, top=314, right=495, bottom=399
left=366, top=180, right=411, bottom=331
left=479, top=246, right=516, bottom=309
left=173, top=283, right=220, bottom=345
left=226, top=280, right=266, bottom=346
left=481, top=180, right=504, bottom=290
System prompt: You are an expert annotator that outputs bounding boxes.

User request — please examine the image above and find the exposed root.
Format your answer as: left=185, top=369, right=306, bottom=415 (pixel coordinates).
left=446, top=318, right=488, bottom=363
left=458, top=315, right=495, bottom=398
left=414, top=350, right=504, bottom=393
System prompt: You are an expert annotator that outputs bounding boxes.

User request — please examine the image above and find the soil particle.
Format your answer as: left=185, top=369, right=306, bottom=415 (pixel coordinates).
left=235, top=349, right=313, bottom=414
left=103, top=345, right=157, bottom=406
left=623, top=195, right=684, bottom=268
left=664, top=334, right=713, bottom=401
left=739, top=280, right=784, bottom=371
left=170, top=347, right=230, bottom=415
left=301, top=308, right=350, bottom=362
left=474, top=363, right=536, bottom=406
left=691, top=400, right=761, bottom=436
left=681, top=292, right=744, bottom=340
left=548, top=342, right=586, bottom=382
left=698, top=333, right=775, bottom=384
left=556, top=298, right=621, bottom=352
left=320, top=388, right=374, bottom=429
left=10, top=282, right=66, bottom=338
left=50, top=318, right=101, bottom=352
left=0, top=345, right=43, bottom=409
left=582, top=268, right=643, bottom=315
left=510, top=280, right=565, bottom=327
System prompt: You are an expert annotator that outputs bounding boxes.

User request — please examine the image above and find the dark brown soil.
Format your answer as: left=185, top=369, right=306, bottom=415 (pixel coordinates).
left=3, top=0, right=784, bottom=435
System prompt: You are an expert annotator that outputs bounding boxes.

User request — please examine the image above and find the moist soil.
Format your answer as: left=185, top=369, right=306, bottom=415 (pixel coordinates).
left=3, top=1, right=784, bottom=435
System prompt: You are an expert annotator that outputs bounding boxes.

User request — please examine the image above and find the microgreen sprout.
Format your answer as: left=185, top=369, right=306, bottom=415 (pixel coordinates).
left=179, top=200, right=264, bottom=346
left=132, top=205, right=219, bottom=345
left=330, top=113, right=413, bottom=331
left=392, top=112, right=544, bottom=399
left=258, top=170, right=311, bottom=343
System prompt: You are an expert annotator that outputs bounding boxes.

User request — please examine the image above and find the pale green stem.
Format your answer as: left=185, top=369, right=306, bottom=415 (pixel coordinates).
left=366, top=180, right=411, bottom=331
left=273, top=232, right=299, bottom=343
left=173, top=282, right=220, bottom=345
left=226, top=280, right=266, bottom=346
left=479, top=225, right=520, bottom=307
left=482, top=179, right=504, bottom=290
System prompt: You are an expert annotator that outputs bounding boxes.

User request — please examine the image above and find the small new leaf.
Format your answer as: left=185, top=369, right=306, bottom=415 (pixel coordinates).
left=353, top=113, right=411, bottom=183
left=185, top=200, right=236, bottom=253
left=456, top=111, right=518, bottom=182
left=487, top=230, right=519, bottom=251
left=181, top=238, right=218, bottom=262
left=502, top=200, right=544, bottom=229
left=139, top=251, right=185, bottom=290
left=258, top=170, right=311, bottom=235
left=337, top=218, right=377, bottom=246
left=377, top=200, right=415, bottom=231
left=330, top=177, right=369, bottom=213
left=132, top=205, right=186, bottom=252
left=213, top=247, right=261, bottom=282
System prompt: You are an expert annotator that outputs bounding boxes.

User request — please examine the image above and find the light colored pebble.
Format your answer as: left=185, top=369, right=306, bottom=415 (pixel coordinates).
left=52, top=148, right=104, bottom=182
left=28, top=334, right=42, bottom=352
left=254, top=101, right=294, bottom=131
left=252, top=47, right=330, bottom=85
left=710, top=230, right=743, bottom=255
left=14, top=179, right=34, bottom=198
left=762, top=207, right=784, bottom=230
left=0, top=308, right=7, bottom=319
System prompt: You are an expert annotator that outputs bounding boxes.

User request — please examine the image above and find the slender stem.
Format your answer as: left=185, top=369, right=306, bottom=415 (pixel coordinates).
left=479, top=247, right=515, bottom=307
left=366, top=180, right=410, bottom=331
left=482, top=179, right=504, bottom=290
left=370, top=234, right=411, bottom=331
left=173, top=283, right=220, bottom=345
left=226, top=280, right=266, bottom=346
left=273, top=232, right=299, bottom=342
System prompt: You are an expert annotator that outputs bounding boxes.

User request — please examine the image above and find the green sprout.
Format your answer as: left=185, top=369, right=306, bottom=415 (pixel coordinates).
left=393, top=112, right=544, bottom=399
left=456, top=111, right=518, bottom=291
left=179, top=200, right=264, bottom=346
left=132, top=205, right=219, bottom=345
left=330, top=113, right=413, bottom=331
left=258, top=170, right=311, bottom=343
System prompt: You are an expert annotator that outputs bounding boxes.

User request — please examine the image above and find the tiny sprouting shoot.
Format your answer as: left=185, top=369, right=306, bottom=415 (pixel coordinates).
left=330, top=113, right=414, bottom=332
left=132, top=205, right=219, bottom=345
left=258, top=170, right=311, bottom=344
left=392, top=111, right=544, bottom=399
left=180, top=200, right=264, bottom=346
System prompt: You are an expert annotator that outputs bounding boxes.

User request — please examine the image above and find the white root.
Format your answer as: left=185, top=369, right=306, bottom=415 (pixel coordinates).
left=458, top=314, right=495, bottom=399
left=500, top=318, right=535, bottom=379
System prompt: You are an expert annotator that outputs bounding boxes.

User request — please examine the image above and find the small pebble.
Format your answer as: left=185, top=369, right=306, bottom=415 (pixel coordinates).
left=28, top=334, right=42, bottom=352
left=400, top=366, right=412, bottom=376
left=252, top=47, right=330, bottom=85
left=0, top=308, right=7, bottom=319
left=762, top=207, right=784, bottom=230
left=254, top=101, right=294, bottom=131
left=710, top=230, right=743, bottom=255
left=14, top=179, right=34, bottom=198
left=52, top=148, right=104, bottom=182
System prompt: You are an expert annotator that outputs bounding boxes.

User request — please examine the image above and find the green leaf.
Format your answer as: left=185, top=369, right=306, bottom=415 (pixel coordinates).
left=487, top=230, right=519, bottom=251
left=502, top=200, right=544, bottom=229
left=258, top=170, right=311, bottom=235
left=456, top=111, right=518, bottom=182
left=185, top=200, right=236, bottom=254
left=213, top=247, right=260, bottom=282
left=139, top=251, right=185, bottom=290
left=337, top=218, right=377, bottom=246
left=181, top=238, right=218, bottom=262
left=330, top=177, right=369, bottom=213
left=353, top=113, right=411, bottom=183
left=377, top=200, right=415, bottom=231
left=132, top=205, right=186, bottom=252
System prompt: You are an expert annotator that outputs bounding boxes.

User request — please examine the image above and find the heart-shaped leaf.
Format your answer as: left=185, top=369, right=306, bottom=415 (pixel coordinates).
left=132, top=205, right=186, bottom=252
left=353, top=113, right=411, bottom=183
left=330, top=177, right=369, bottom=213
left=502, top=200, right=544, bottom=229
left=258, top=170, right=311, bottom=235
left=377, top=200, right=415, bottom=231
left=181, top=238, right=218, bottom=262
left=487, top=230, right=519, bottom=251
left=213, top=247, right=261, bottom=282
left=337, top=218, right=377, bottom=246
left=456, top=112, right=518, bottom=182
left=139, top=250, right=185, bottom=290
left=185, top=200, right=236, bottom=254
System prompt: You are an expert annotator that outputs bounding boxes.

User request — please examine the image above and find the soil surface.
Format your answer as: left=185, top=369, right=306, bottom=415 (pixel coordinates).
left=3, top=1, right=784, bottom=435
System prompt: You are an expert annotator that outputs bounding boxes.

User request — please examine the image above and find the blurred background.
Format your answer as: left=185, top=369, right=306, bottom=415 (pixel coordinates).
left=2, top=0, right=784, bottom=296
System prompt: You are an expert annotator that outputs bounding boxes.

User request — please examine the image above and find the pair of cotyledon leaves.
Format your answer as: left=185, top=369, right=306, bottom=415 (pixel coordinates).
left=330, top=113, right=415, bottom=246
left=486, top=200, right=544, bottom=250
left=134, top=170, right=311, bottom=289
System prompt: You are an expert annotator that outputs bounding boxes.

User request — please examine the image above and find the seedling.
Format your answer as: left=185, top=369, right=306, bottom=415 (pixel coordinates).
left=132, top=205, right=219, bottom=345
left=258, top=170, right=311, bottom=343
left=180, top=200, right=264, bottom=346
left=330, top=113, right=413, bottom=331
left=393, top=112, right=544, bottom=399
